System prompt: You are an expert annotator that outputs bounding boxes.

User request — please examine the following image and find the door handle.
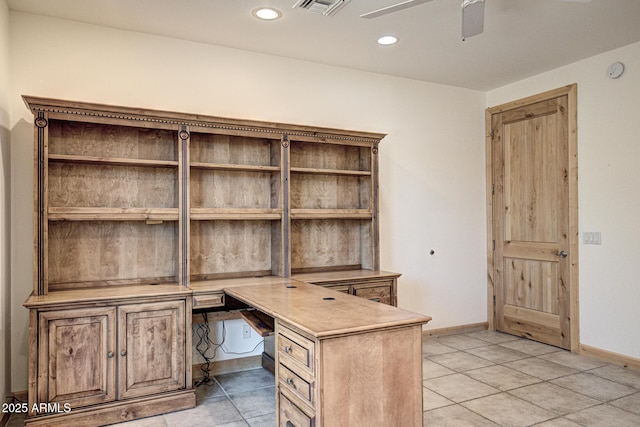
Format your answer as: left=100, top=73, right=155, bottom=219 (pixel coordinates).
left=556, top=250, right=568, bottom=258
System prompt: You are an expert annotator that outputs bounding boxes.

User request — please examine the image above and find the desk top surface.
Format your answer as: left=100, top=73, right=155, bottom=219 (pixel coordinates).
left=24, top=274, right=432, bottom=338
left=24, top=284, right=190, bottom=307
left=225, top=280, right=431, bottom=339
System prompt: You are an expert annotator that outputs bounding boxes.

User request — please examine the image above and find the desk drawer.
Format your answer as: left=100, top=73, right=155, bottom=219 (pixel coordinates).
left=279, top=393, right=314, bottom=427
left=193, top=292, right=225, bottom=309
left=279, top=364, right=313, bottom=406
left=306, top=276, right=397, bottom=306
left=352, top=281, right=393, bottom=305
left=278, top=324, right=315, bottom=375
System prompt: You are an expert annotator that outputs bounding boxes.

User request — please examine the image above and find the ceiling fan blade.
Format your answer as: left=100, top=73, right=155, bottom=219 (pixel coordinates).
left=461, top=0, right=485, bottom=41
left=360, top=0, right=434, bottom=19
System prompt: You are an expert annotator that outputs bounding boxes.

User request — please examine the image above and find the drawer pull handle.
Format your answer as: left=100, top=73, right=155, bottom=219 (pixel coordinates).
left=286, top=377, right=296, bottom=389
left=107, top=351, right=114, bottom=358
left=285, top=422, right=295, bottom=427
left=371, top=298, right=381, bottom=302
left=284, top=345, right=292, bottom=354
left=121, top=350, right=127, bottom=357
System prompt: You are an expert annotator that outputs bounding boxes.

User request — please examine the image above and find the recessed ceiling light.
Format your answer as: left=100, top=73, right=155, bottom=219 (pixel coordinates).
left=252, top=7, right=282, bottom=20
left=377, top=35, right=398, bottom=46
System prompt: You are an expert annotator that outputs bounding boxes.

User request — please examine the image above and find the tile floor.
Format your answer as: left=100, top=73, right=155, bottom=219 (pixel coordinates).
left=421, top=331, right=640, bottom=426
left=6, top=331, right=640, bottom=426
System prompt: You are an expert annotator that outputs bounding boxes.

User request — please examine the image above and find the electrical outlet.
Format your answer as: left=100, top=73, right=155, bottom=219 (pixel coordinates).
left=242, top=324, right=251, bottom=339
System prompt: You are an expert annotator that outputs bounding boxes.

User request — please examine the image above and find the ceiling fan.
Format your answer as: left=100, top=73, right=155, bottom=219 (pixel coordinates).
left=360, top=0, right=593, bottom=41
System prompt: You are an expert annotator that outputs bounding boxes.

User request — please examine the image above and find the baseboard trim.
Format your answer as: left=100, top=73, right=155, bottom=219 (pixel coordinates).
left=580, top=344, right=640, bottom=371
left=192, top=355, right=262, bottom=380
left=423, top=322, right=488, bottom=338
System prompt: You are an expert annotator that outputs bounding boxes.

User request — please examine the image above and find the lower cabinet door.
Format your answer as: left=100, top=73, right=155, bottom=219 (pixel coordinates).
left=117, top=300, right=186, bottom=399
left=38, top=307, right=117, bottom=409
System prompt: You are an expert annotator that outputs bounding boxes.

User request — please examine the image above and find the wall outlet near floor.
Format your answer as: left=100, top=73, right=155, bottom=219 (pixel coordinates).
left=583, top=231, right=602, bottom=245
left=242, top=324, right=251, bottom=339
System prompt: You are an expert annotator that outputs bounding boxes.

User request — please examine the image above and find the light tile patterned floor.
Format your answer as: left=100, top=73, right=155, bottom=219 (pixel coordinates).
left=6, top=331, right=640, bottom=426
left=422, top=331, right=640, bottom=426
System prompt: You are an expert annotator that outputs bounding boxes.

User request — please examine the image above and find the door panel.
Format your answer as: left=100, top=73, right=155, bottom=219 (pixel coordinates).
left=503, top=115, right=559, bottom=243
left=491, top=91, right=575, bottom=350
left=38, top=307, right=116, bottom=409
left=118, top=301, right=186, bottom=399
left=504, top=259, right=557, bottom=314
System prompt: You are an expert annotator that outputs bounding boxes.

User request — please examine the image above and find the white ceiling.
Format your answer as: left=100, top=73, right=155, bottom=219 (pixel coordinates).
left=7, top=0, right=640, bottom=90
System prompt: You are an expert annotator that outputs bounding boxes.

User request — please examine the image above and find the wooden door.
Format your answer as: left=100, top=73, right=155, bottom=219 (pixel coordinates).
left=118, top=300, right=186, bottom=399
left=38, top=307, right=116, bottom=409
left=488, top=85, right=578, bottom=350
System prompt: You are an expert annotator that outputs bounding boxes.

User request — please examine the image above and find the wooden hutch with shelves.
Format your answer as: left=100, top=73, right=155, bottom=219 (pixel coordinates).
left=23, top=96, right=406, bottom=426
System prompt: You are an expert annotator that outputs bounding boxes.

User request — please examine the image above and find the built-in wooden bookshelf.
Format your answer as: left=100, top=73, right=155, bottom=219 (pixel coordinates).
left=26, top=97, right=386, bottom=296
left=289, top=140, right=376, bottom=273
left=44, top=119, right=181, bottom=292
left=188, top=131, right=285, bottom=281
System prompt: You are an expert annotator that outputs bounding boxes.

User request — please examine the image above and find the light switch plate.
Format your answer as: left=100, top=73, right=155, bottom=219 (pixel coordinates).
left=583, top=231, right=601, bottom=245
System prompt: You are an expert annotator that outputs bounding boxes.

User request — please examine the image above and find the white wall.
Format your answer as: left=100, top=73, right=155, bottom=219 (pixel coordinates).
left=488, top=41, right=640, bottom=360
left=8, top=12, right=487, bottom=390
left=1, top=0, right=11, bottom=403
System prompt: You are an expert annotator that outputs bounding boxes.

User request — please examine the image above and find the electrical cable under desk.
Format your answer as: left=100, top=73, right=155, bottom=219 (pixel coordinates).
left=194, top=312, right=264, bottom=387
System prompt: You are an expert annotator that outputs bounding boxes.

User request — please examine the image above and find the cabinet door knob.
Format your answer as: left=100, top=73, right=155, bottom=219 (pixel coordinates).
left=121, top=350, right=127, bottom=356
left=107, top=351, right=114, bottom=358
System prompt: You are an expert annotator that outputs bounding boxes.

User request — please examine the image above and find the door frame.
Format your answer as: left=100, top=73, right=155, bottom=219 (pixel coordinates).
left=485, top=84, right=580, bottom=352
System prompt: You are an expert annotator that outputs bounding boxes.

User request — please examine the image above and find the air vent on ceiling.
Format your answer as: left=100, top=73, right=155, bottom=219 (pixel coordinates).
left=293, top=0, right=351, bottom=16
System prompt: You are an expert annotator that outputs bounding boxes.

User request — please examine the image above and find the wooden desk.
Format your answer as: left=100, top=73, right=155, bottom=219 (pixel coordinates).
left=226, top=280, right=431, bottom=427
left=24, top=278, right=429, bottom=427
